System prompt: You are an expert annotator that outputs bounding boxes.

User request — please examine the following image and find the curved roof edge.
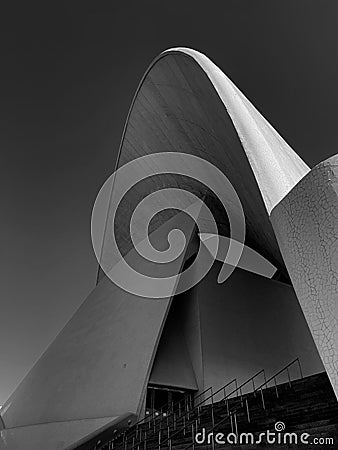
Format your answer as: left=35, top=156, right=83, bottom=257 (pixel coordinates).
left=157, top=47, right=310, bottom=214
left=98, top=46, right=309, bottom=282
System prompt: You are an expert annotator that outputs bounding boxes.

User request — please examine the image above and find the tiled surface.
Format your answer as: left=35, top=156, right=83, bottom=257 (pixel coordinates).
left=271, top=155, right=338, bottom=398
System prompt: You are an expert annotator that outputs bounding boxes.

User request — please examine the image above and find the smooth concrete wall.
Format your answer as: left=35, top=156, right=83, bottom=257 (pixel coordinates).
left=194, top=263, right=324, bottom=397
left=0, top=417, right=118, bottom=450
left=174, top=287, right=205, bottom=393
left=271, top=154, right=338, bottom=398
left=149, top=298, right=198, bottom=390
left=149, top=259, right=324, bottom=401
left=2, top=274, right=169, bottom=428
left=1, top=210, right=197, bottom=435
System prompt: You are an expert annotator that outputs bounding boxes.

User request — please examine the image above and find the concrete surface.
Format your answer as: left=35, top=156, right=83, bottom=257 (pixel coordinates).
left=100, top=48, right=310, bottom=283
left=271, top=154, right=338, bottom=398
left=1, top=47, right=334, bottom=449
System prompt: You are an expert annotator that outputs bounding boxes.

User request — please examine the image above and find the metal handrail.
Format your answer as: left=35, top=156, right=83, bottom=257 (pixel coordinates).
left=160, top=369, right=265, bottom=449
left=182, top=358, right=302, bottom=450
left=215, top=369, right=266, bottom=403
left=254, top=358, right=302, bottom=393
left=100, top=384, right=213, bottom=449
left=102, top=359, right=302, bottom=450
left=145, top=384, right=211, bottom=419
left=124, top=378, right=238, bottom=450
left=193, top=378, right=238, bottom=408
left=150, top=378, right=239, bottom=450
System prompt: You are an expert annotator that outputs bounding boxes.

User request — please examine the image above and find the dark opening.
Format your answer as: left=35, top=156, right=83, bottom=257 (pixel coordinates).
left=145, top=385, right=193, bottom=414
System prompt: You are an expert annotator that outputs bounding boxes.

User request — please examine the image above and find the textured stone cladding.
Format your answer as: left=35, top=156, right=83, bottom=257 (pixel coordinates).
left=271, top=154, right=338, bottom=398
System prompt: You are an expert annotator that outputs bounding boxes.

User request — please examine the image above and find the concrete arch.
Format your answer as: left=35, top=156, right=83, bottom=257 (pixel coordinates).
left=99, top=48, right=310, bottom=283
left=1, top=48, right=332, bottom=450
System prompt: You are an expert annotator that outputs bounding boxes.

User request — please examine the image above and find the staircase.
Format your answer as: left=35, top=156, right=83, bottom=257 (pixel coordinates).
left=191, top=373, right=338, bottom=449
left=76, top=359, right=338, bottom=450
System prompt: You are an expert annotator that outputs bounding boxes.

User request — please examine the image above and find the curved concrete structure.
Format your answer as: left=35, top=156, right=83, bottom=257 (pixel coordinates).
left=271, top=155, right=338, bottom=394
left=1, top=48, right=336, bottom=449
left=0, top=211, right=196, bottom=450
left=100, top=48, right=310, bottom=283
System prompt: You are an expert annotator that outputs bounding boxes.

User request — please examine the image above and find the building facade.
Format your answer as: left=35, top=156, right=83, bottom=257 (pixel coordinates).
left=1, top=48, right=336, bottom=450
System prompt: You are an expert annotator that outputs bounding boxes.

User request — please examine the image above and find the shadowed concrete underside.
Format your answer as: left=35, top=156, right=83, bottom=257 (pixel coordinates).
left=100, top=48, right=310, bottom=284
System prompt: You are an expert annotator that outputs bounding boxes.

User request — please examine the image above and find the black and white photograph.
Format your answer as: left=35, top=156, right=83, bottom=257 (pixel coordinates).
left=0, top=1, right=337, bottom=449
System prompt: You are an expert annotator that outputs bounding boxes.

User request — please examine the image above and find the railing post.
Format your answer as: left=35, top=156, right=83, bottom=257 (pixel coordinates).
left=274, top=376, right=279, bottom=398
left=191, top=422, right=195, bottom=450
left=167, top=427, right=171, bottom=450
left=137, top=429, right=141, bottom=450
left=245, top=398, right=250, bottom=423
left=298, top=358, right=303, bottom=379
left=159, top=410, right=162, bottom=431
left=287, top=367, right=291, bottom=387
left=234, top=412, right=238, bottom=437
left=211, top=390, right=215, bottom=428
left=260, top=388, right=265, bottom=410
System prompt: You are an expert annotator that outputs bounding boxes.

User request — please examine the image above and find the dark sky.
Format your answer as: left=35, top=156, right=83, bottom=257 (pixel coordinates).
left=0, top=0, right=337, bottom=404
